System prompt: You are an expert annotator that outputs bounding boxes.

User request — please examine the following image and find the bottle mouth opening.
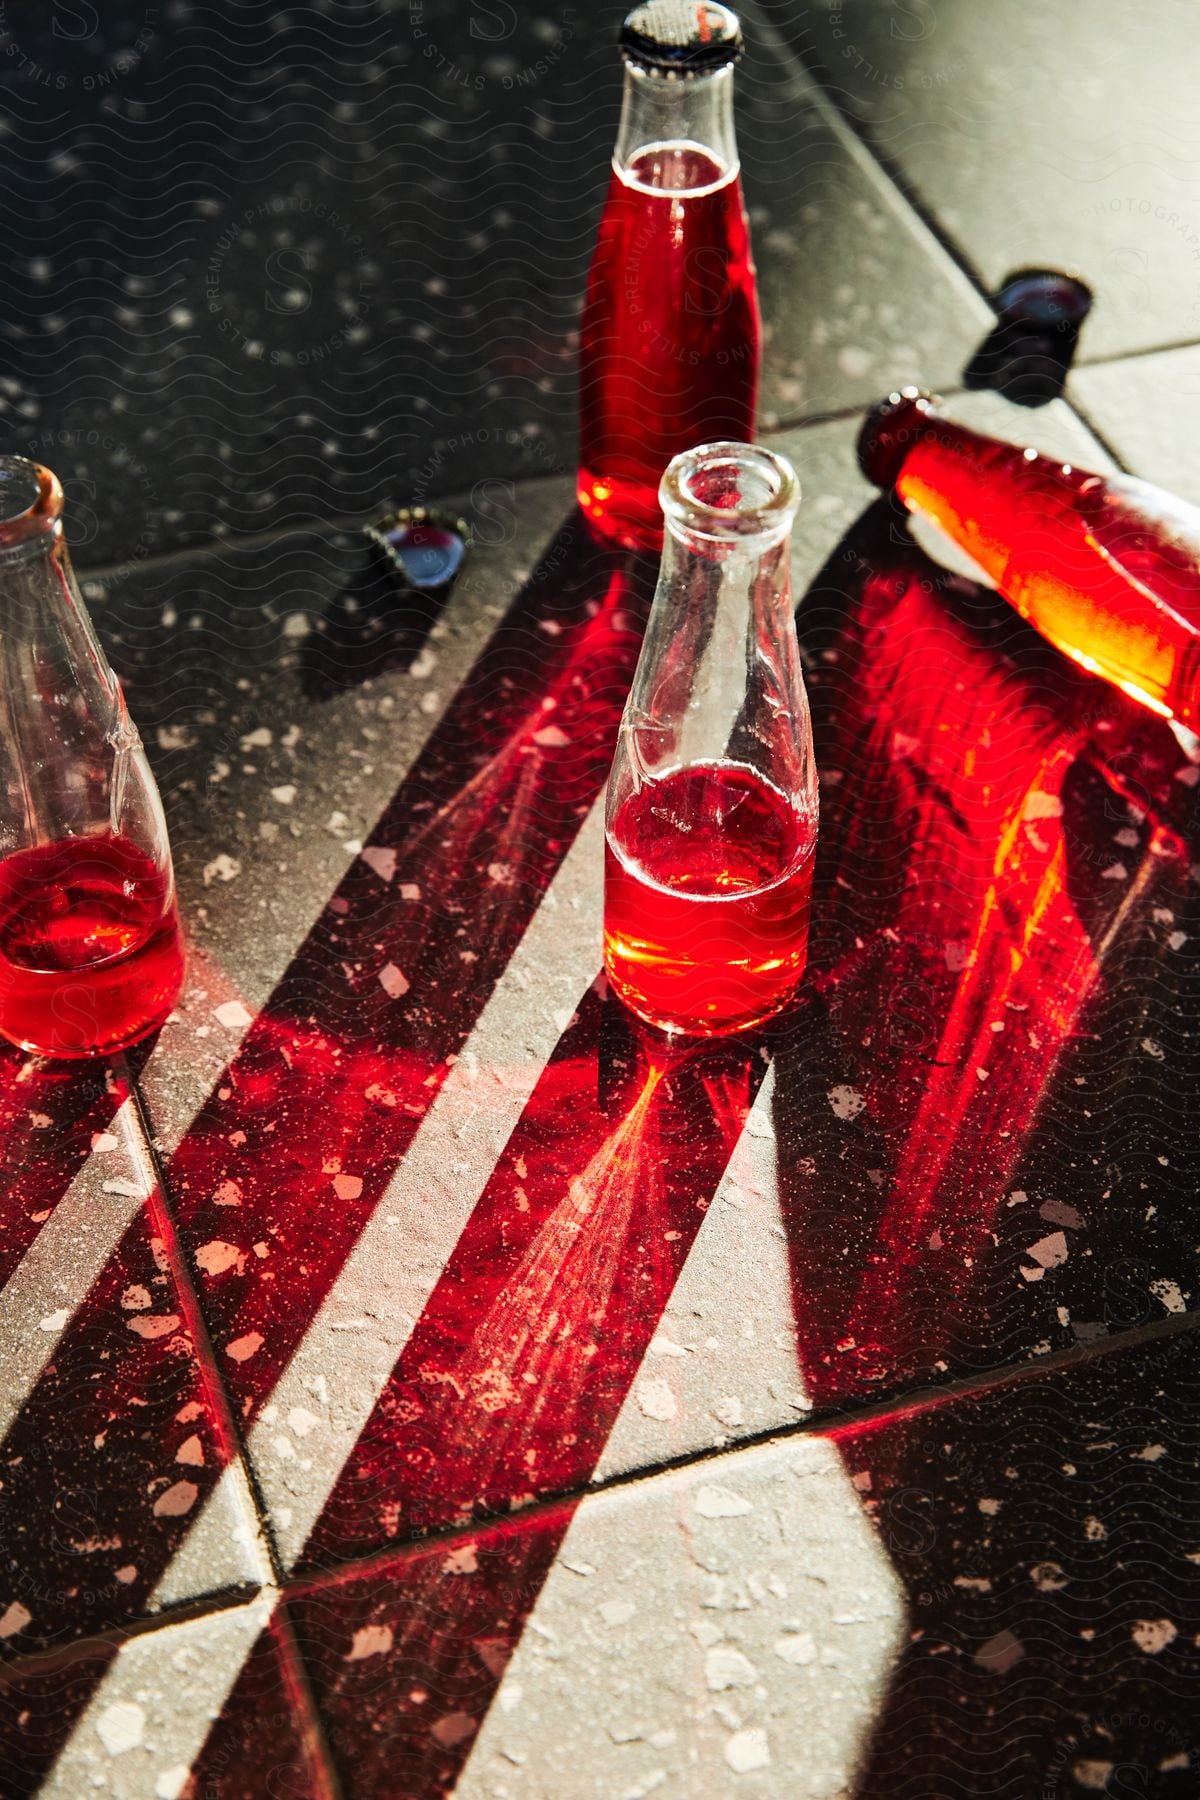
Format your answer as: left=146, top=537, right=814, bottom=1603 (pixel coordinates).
left=0, top=457, right=63, bottom=557
left=660, top=441, right=799, bottom=543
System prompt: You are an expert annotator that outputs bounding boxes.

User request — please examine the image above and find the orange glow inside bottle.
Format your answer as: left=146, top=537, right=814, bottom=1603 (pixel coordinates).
left=859, top=389, right=1200, bottom=729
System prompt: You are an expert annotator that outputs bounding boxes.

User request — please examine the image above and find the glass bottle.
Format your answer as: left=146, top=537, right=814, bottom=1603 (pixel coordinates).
left=577, top=1, right=762, bottom=552
left=859, top=388, right=1200, bottom=730
left=604, top=442, right=817, bottom=1036
left=0, top=456, right=184, bottom=1059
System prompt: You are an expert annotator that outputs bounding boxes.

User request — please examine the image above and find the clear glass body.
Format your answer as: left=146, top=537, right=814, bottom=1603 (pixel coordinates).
left=577, top=60, right=762, bottom=552
left=860, top=391, right=1200, bottom=730
left=0, top=457, right=184, bottom=1059
left=604, top=442, right=818, bottom=1036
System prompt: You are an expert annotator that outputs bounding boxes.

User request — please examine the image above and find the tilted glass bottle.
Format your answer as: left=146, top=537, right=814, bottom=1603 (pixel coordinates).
left=859, top=388, right=1200, bottom=729
left=0, top=456, right=184, bottom=1058
left=577, top=1, right=762, bottom=551
left=604, top=442, right=818, bottom=1036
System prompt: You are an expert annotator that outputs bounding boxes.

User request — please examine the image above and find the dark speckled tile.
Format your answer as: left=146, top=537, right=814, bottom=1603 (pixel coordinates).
left=835, top=1329, right=1200, bottom=1799
left=1, top=1, right=986, bottom=567
left=775, top=0, right=1200, bottom=363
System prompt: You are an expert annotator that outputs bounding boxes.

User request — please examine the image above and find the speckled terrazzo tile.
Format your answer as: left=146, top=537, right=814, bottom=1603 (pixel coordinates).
left=1070, top=345, right=1200, bottom=510
left=288, top=1429, right=907, bottom=1799
left=0, top=1596, right=329, bottom=1800
left=1, top=0, right=989, bottom=566
left=833, top=1329, right=1200, bottom=1799
left=0, top=1071, right=266, bottom=1667
left=103, top=393, right=1200, bottom=1583
left=779, top=0, right=1200, bottom=362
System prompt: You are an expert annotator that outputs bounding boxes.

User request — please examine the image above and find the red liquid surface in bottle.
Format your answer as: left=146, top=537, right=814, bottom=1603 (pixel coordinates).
left=0, top=835, right=184, bottom=1059
left=604, top=762, right=815, bottom=1036
left=578, top=143, right=761, bottom=550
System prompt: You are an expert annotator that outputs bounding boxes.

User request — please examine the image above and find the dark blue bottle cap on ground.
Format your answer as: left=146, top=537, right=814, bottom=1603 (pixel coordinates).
left=620, top=2, right=742, bottom=74
left=365, top=507, right=471, bottom=593
left=995, top=269, right=1093, bottom=332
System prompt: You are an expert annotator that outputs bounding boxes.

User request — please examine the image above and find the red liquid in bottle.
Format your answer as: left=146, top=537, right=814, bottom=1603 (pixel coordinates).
left=861, top=391, right=1200, bottom=729
left=604, top=761, right=815, bottom=1036
left=578, top=143, right=761, bottom=551
left=0, top=835, right=185, bottom=1059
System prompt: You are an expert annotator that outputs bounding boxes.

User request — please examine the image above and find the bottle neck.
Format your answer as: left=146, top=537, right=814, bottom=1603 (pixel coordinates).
left=615, top=62, right=738, bottom=188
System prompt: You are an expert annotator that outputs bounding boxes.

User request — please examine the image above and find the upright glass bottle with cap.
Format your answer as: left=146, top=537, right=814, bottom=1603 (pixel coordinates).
left=0, top=457, right=184, bottom=1059
left=578, top=1, right=761, bottom=551
left=604, top=442, right=817, bottom=1036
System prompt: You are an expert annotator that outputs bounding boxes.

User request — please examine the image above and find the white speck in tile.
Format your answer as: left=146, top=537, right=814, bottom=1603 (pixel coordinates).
left=332, top=1173, right=364, bottom=1201
left=226, top=1331, right=264, bottom=1362
left=103, top=1178, right=144, bottom=1199
left=1072, top=1760, right=1114, bottom=1791
left=1100, top=861, right=1129, bottom=881
left=1150, top=1278, right=1185, bottom=1313
left=155, top=1767, right=190, bottom=1800
left=96, top=1700, right=145, bottom=1756
left=0, top=1602, right=31, bottom=1639
left=288, top=1407, right=320, bottom=1438
left=270, top=784, right=297, bottom=805
left=120, top=1285, right=152, bottom=1311
left=195, top=1241, right=241, bottom=1277
left=1040, top=1200, right=1084, bottom=1229
left=599, top=1598, right=637, bottom=1627
left=827, top=1084, right=865, bottom=1121
left=443, top=1542, right=479, bottom=1576
left=379, top=962, right=411, bottom=1000
left=773, top=1632, right=816, bottom=1666
left=694, top=1485, right=753, bottom=1519
left=712, top=1395, right=743, bottom=1428
left=1134, top=1444, right=1166, bottom=1462
left=1131, top=1617, right=1177, bottom=1654
left=1029, top=1562, right=1068, bottom=1592
left=361, top=846, right=398, bottom=884
left=1026, top=1231, right=1069, bottom=1269
left=91, top=1132, right=119, bottom=1153
left=127, top=1314, right=182, bottom=1340
left=1083, top=1515, right=1106, bottom=1541
left=637, top=1379, right=677, bottom=1422
left=175, top=1435, right=205, bottom=1467
left=214, top=1000, right=254, bottom=1030
left=705, top=1646, right=757, bottom=1690
left=974, top=1628, right=1024, bottom=1672
left=978, top=1498, right=1002, bottom=1516
left=203, top=853, right=242, bottom=886
left=725, top=1727, right=770, bottom=1774
left=152, top=1481, right=198, bottom=1519
left=346, top=1623, right=394, bottom=1661
left=431, top=1712, right=478, bottom=1749
left=648, top=1334, right=687, bottom=1359
left=532, top=724, right=569, bottom=748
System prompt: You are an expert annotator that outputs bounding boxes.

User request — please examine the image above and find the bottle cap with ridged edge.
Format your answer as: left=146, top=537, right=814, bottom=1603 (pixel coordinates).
left=364, top=506, right=471, bottom=593
left=620, top=2, right=743, bottom=75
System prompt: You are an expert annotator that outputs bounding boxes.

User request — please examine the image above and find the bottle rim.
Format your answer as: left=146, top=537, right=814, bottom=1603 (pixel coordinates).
left=0, top=457, right=64, bottom=560
left=660, top=441, right=799, bottom=544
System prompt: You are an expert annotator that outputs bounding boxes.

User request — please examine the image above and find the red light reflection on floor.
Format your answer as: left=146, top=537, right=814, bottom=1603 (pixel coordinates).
left=305, top=980, right=763, bottom=1560
left=187, top=989, right=763, bottom=1796
left=782, top=512, right=1186, bottom=1398
left=164, top=523, right=651, bottom=1419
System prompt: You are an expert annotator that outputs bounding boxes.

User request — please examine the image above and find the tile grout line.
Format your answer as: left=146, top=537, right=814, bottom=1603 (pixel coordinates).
left=272, top=1302, right=1200, bottom=1605
left=119, top=1069, right=351, bottom=1798
left=117, top=1062, right=287, bottom=1590
left=3, top=1261, right=1195, bottom=1684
